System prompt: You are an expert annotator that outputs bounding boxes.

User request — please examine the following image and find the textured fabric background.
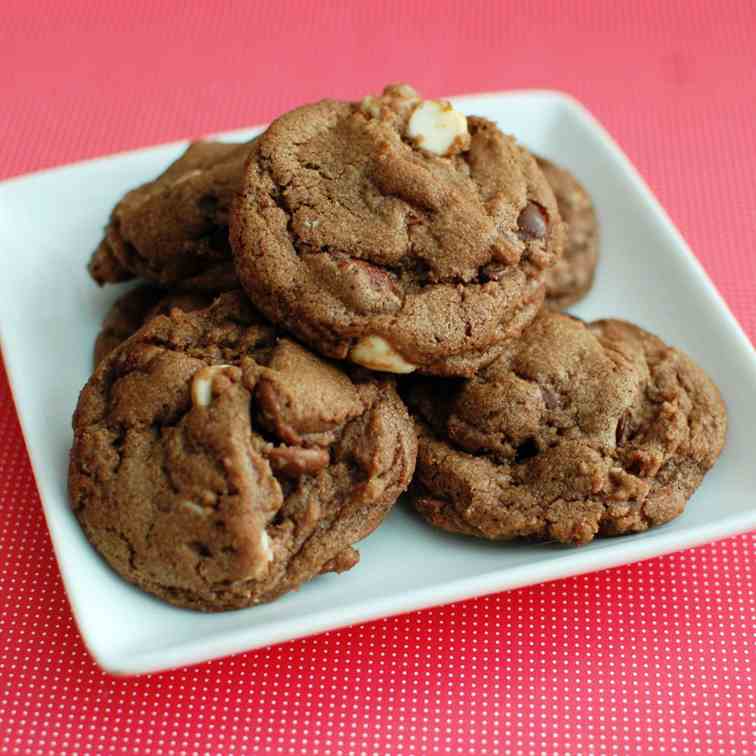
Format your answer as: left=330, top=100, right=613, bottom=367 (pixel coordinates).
left=1, top=2, right=754, bottom=754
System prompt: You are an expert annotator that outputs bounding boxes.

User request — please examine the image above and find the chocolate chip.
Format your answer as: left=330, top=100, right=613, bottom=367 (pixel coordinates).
left=627, top=457, right=645, bottom=476
left=481, top=262, right=507, bottom=282
left=514, top=437, right=539, bottom=463
left=198, top=193, right=219, bottom=216
left=189, top=541, right=212, bottom=558
left=517, top=202, right=547, bottom=240
left=206, top=227, right=230, bottom=253
left=615, top=412, right=629, bottom=446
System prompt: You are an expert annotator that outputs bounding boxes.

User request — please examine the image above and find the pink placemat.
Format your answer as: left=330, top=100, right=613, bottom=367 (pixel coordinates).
left=1, top=2, right=754, bottom=754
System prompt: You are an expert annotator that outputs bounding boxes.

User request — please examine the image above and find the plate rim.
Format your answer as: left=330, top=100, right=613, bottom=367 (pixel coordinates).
left=1, top=88, right=754, bottom=676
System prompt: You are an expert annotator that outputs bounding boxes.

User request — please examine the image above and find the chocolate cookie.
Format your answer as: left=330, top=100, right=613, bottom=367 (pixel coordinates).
left=93, top=286, right=215, bottom=366
left=69, top=292, right=417, bottom=611
left=409, top=310, right=726, bottom=544
left=231, top=84, right=565, bottom=377
left=537, top=157, right=599, bottom=309
left=89, top=140, right=252, bottom=291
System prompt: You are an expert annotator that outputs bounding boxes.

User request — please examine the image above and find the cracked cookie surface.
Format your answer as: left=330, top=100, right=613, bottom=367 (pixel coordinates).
left=69, top=292, right=417, bottom=611
left=231, top=84, right=565, bottom=376
left=93, top=285, right=215, bottom=367
left=408, top=310, right=726, bottom=544
left=537, top=157, right=600, bottom=310
left=89, top=140, right=252, bottom=291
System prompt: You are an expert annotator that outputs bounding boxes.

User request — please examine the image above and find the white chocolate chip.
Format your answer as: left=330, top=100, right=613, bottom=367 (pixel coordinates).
left=235, top=530, right=274, bottom=581
left=230, top=531, right=274, bottom=584
left=349, top=336, right=417, bottom=374
left=191, top=364, right=235, bottom=408
left=260, top=530, right=273, bottom=563
left=406, top=100, right=469, bottom=156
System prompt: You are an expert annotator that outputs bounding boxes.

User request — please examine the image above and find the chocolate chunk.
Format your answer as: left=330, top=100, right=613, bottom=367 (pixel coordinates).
left=517, top=202, right=547, bottom=240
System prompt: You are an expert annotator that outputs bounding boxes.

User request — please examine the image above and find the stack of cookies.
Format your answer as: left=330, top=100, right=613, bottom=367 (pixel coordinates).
left=70, top=84, right=727, bottom=611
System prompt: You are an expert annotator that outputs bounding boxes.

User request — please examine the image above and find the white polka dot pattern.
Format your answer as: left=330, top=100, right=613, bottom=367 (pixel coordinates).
left=0, top=357, right=753, bottom=754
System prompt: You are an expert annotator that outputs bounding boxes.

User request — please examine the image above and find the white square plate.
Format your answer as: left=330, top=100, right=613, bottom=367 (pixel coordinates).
left=1, top=91, right=754, bottom=676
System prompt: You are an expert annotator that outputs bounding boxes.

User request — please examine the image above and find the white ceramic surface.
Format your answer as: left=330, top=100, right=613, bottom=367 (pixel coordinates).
left=1, top=91, right=754, bottom=676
